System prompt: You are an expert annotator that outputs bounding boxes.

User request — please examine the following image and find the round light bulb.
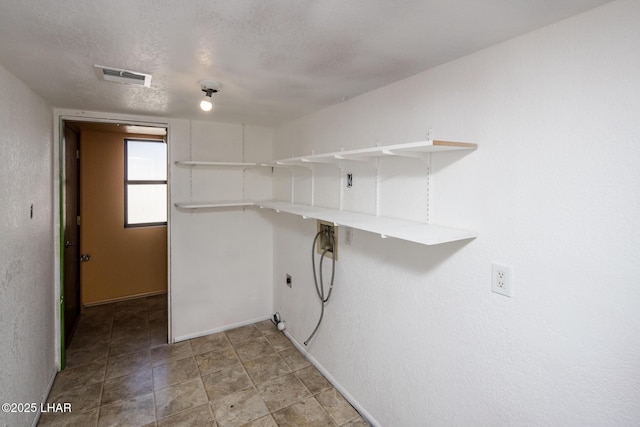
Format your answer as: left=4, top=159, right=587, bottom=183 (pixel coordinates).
left=200, top=99, right=213, bottom=112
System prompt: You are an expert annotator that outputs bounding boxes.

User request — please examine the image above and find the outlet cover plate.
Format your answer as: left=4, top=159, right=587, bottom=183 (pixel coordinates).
left=492, top=264, right=512, bottom=297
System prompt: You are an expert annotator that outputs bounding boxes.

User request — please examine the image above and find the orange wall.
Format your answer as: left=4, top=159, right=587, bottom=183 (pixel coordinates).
left=80, top=130, right=167, bottom=305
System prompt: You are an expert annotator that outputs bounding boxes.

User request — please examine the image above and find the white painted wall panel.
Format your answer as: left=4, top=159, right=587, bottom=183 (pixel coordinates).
left=0, top=64, right=55, bottom=427
left=170, top=121, right=274, bottom=340
left=273, top=1, right=640, bottom=425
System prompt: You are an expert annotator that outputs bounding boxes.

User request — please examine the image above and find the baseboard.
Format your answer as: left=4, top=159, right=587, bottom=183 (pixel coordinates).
left=283, top=330, right=380, bottom=427
left=173, top=315, right=272, bottom=342
left=31, top=367, right=57, bottom=427
left=83, top=290, right=167, bottom=307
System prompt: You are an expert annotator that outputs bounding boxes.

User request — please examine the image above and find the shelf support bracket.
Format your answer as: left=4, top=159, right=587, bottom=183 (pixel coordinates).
left=334, top=154, right=377, bottom=165
left=381, top=149, right=429, bottom=162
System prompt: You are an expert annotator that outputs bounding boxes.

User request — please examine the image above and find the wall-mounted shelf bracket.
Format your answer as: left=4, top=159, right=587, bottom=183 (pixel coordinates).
left=381, top=149, right=429, bottom=162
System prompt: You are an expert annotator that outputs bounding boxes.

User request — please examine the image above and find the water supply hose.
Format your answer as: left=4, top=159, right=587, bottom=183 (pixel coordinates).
left=304, top=229, right=336, bottom=346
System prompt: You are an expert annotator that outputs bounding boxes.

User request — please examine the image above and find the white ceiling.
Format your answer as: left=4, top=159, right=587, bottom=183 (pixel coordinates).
left=0, top=0, right=613, bottom=126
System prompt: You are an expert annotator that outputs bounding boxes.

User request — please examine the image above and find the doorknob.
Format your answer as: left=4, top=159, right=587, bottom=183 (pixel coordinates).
left=80, top=254, right=92, bottom=262
left=65, top=241, right=74, bottom=248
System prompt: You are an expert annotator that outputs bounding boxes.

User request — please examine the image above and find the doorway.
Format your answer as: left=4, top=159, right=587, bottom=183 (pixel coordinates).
left=62, top=123, right=81, bottom=350
left=59, top=119, right=169, bottom=368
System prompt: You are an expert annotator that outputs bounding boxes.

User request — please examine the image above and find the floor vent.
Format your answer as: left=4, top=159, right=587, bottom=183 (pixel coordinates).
left=94, top=65, right=152, bottom=87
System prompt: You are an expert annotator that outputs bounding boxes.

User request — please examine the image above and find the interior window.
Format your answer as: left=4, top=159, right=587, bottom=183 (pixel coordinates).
left=125, top=139, right=167, bottom=227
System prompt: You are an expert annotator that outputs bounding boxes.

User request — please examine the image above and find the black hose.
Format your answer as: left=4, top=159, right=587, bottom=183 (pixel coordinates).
left=304, top=229, right=336, bottom=346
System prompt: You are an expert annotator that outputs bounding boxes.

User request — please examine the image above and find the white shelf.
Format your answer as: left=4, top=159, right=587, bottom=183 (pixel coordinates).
left=258, top=201, right=476, bottom=246
left=276, top=140, right=476, bottom=166
left=260, top=162, right=284, bottom=168
left=174, top=201, right=255, bottom=209
left=175, top=161, right=257, bottom=168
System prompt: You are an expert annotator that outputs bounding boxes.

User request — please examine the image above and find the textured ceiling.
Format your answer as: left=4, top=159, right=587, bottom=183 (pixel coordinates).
left=0, top=0, right=613, bottom=126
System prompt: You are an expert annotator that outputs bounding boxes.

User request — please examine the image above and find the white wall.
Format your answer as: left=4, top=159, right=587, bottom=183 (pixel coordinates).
left=272, top=1, right=640, bottom=425
left=0, top=64, right=55, bottom=426
left=170, top=120, right=274, bottom=340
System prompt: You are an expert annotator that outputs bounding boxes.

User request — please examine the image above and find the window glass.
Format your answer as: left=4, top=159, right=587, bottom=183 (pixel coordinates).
left=127, top=140, right=167, bottom=180
left=125, top=139, right=167, bottom=226
left=127, top=184, right=167, bottom=224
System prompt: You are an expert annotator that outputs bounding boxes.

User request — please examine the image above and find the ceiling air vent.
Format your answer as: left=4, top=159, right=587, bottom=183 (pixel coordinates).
left=94, top=65, right=152, bottom=87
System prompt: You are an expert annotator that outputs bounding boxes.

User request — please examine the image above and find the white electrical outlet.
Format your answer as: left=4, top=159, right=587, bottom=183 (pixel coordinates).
left=492, top=264, right=512, bottom=297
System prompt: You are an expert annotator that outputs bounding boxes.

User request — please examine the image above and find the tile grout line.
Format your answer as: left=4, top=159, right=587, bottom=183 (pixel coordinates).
left=144, top=302, right=159, bottom=426
left=224, top=326, right=267, bottom=423
left=93, top=311, right=113, bottom=427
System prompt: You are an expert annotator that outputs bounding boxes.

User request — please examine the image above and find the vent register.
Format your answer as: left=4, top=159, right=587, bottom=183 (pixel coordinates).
left=94, top=65, right=152, bottom=87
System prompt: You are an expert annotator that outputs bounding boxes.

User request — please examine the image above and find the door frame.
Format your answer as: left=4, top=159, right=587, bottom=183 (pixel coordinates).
left=61, top=123, right=81, bottom=366
left=53, top=109, right=172, bottom=370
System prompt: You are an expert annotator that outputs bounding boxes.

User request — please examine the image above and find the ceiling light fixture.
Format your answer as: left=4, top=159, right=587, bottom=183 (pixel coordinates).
left=199, top=80, right=222, bottom=112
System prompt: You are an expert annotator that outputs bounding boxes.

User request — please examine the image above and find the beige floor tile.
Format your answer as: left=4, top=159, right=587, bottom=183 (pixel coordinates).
left=257, top=373, right=312, bottom=412
left=110, top=324, right=150, bottom=344
left=49, top=360, right=106, bottom=395
left=97, top=393, right=155, bottom=427
left=115, top=299, right=148, bottom=313
left=73, top=326, right=110, bottom=341
left=37, top=407, right=99, bottom=427
left=233, top=338, right=275, bottom=362
left=70, top=325, right=112, bottom=347
left=153, top=357, right=200, bottom=389
left=106, top=349, right=151, bottom=379
left=83, top=304, right=116, bottom=317
left=254, top=320, right=278, bottom=334
left=149, top=316, right=167, bottom=331
left=70, top=336, right=111, bottom=352
left=271, top=397, right=336, bottom=427
left=316, top=388, right=359, bottom=425
left=278, top=347, right=311, bottom=371
left=149, top=331, right=169, bottom=348
left=157, top=403, right=216, bottom=427
left=295, top=365, right=332, bottom=394
left=102, top=369, right=153, bottom=406
left=65, top=340, right=109, bottom=369
left=79, top=310, right=115, bottom=329
left=113, top=308, right=148, bottom=324
left=154, top=377, right=208, bottom=419
left=47, top=381, right=102, bottom=413
left=190, top=332, right=230, bottom=355
left=195, top=347, right=241, bottom=376
left=149, top=307, right=168, bottom=321
left=202, top=364, right=253, bottom=402
left=150, top=341, right=193, bottom=366
left=263, top=332, right=294, bottom=351
left=211, top=388, right=269, bottom=427
left=73, top=322, right=113, bottom=338
left=225, top=325, right=262, bottom=344
left=109, top=335, right=150, bottom=357
left=146, top=294, right=167, bottom=307
left=149, top=328, right=169, bottom=348
left=243, top=354, right=291, bottom=384
left=112, top=314, right=148, bottom=328
left=241, top=414, right=278, bottom=427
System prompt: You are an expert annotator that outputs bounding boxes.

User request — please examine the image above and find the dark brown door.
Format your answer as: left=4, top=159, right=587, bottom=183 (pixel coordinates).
left=63, top=124, right=81, bottom=349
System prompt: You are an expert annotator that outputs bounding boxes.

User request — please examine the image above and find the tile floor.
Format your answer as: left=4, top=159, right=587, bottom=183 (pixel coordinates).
left=38, top=295, right=369, bottom=427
